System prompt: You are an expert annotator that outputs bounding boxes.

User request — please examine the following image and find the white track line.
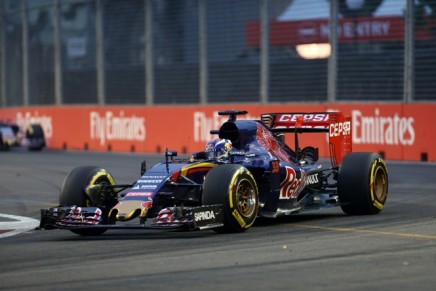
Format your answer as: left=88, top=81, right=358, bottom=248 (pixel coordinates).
left=0, top=213, right=40, bottom=238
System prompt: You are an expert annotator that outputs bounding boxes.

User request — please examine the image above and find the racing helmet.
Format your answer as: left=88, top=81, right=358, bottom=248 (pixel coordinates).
left=214, top=139, right=232, bottom=156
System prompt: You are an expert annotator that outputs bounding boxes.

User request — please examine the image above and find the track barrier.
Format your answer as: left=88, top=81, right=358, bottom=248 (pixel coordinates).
left=0, top=103, right=434, bottom=161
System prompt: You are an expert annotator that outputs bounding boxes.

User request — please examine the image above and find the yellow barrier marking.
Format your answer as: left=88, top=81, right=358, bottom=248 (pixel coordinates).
left=286, top=223, right=436, bottom=240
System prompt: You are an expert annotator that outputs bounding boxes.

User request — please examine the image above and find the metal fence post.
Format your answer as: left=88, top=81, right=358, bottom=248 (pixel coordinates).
left=327, top=0, right=338, bottom=102
left=21, top=0, right=29, bottom=106
left=199, top=0, right=208, bottom=104
left=403, top=0, right=414, bottom=103
left=96, top=0, right=105, bottom=105
left=54, top=0, right=62, bottom=105
left=260, top=0, right=269, bottom=104
left=145, top=0, right=154, bottom=105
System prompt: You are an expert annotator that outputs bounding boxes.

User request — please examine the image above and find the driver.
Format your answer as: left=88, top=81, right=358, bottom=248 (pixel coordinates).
left=213, top=138, right=232, bottom=159
left=190, top=138, right=234, bottom=162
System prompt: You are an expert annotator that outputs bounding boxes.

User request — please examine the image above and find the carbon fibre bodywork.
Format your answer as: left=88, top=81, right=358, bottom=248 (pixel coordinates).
left=40, top=110, right=388, bottom=234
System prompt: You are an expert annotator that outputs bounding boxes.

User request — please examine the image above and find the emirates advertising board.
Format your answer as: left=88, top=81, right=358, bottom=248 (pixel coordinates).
left=0, top=103, right=434, bottom=161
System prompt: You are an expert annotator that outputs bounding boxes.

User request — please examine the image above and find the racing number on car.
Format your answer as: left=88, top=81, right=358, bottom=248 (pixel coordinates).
left=271, top=161, right=280, bottom=173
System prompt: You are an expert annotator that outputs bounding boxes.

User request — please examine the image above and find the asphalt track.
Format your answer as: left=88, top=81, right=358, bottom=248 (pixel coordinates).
left=1, top=150, right=436, bottom=290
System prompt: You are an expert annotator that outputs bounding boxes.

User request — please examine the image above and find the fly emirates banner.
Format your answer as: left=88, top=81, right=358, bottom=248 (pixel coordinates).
left=0, top=103, right=434, bottom=161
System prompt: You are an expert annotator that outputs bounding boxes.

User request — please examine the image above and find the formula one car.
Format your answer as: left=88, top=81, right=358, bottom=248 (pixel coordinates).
left=40, top=110, right=388, bottom=235
left=0, top=123, right=45, bottom=151
left=0, top=123, right=16, bottom=150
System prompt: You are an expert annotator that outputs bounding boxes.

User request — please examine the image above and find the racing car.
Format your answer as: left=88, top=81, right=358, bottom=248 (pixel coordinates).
left=40, top=110, right=388, bottom=235
left=0, top=123, right=16, bottom=150
left=0, top=122, right=46, bottom=151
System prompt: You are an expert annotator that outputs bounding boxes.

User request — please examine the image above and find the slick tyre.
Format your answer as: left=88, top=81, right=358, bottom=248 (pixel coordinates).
left=25, top=124, right=45, bottom=151
left=202, top=164, right=259, bottom=233
left=338, top=152, right=388, bottom=215
left=0, top=133, right=10, bottom=151
left=0, top=133, right=4, bottom=150
left=60, top=166, right=116, bottom=236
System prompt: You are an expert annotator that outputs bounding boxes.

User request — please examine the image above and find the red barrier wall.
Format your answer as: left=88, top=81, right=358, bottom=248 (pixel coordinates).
left=0, top=103, right=434, bottom=161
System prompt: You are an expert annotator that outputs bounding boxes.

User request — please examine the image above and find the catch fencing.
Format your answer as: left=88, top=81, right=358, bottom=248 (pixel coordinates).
left=0, top=0, right=435, bottom=107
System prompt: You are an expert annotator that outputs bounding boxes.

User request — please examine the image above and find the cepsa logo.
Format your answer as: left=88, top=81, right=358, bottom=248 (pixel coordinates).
left=275, top=113, right=329, bottom=129
left=90, top=111, right=146, bottom=145
left=193, top=111, right=258, bottom=142
left=353, top=109, right=415, bottom=146
left=329, top=121, right=351, bottom=137
left=278, top=113, right=329, bottom=123
left=16, top=111, right=53, bottom=138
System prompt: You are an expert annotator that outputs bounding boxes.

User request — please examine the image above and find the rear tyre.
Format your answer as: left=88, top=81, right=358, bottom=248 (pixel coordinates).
left=25, top=124, right=45, bottom=151
left=202, top=164, right=259, bottom=233
left=338, top=152, right=388, bottom=215
left=0, top=133, right=4, bottom=150
left=0, top=133, right=10, bottom=151
left=60, top=166, right=116, bottom=236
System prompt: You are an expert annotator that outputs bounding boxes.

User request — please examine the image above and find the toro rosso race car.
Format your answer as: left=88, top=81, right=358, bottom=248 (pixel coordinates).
left=40, top=110, right=388, bottom=235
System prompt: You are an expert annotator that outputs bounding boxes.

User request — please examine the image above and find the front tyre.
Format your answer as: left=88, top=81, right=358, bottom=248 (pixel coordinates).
left=338, top=152, right=388, bottom=215
left=202, top=164, right=259, bottom=233
left=60, top=166, right=116, bottom=236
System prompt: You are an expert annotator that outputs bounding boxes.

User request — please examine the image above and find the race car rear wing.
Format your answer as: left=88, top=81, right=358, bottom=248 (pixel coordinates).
left=260, top=112, right=352, bottom=166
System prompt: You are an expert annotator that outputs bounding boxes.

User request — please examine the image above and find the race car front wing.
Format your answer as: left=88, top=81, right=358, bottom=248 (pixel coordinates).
left=40, top=204, right=224, bottom=232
